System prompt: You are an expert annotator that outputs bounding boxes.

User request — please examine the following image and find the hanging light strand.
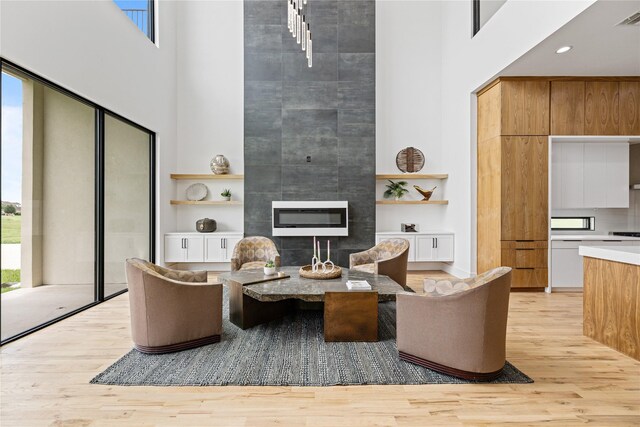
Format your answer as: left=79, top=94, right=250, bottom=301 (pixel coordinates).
left=286, top=0, right=312, bottom=67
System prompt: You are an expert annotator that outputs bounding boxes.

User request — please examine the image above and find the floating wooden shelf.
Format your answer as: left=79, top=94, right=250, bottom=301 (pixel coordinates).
left=170, top=174, right=244, bottom=180
left=376, top=200, right=449, bottom=205
left=376, top=174, right=448, bottom=180
left=170, top=200, right=243, bottom=205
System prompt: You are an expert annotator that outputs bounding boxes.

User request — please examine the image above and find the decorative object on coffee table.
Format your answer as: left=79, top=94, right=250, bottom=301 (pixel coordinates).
left=186, top=183, right=208, bottom=201
left=396, top=147, right=425, bottom=173
left=310, top=237, right=336, bottom=274
left=221, top=188, right=231, bottom=201
left=196, top=217, right=217, bottom=233
left=413, top=185, right=436, bottom=201
left=210, top=154, right=230, bottom=174
left=299, top=264, right=342, bottom=279
left=264, top=260, right=276, bottom=276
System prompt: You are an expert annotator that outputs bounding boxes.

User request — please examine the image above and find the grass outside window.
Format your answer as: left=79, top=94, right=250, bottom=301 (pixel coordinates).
left=1, top=216, right=21, bottom=244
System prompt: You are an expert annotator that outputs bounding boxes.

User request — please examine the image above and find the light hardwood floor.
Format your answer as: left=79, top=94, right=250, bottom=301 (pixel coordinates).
left=1, top=272, right=639, bottom=426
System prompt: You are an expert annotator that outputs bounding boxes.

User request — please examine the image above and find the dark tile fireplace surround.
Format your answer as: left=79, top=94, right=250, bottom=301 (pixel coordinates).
left=244, top=0, right=376, bottom=266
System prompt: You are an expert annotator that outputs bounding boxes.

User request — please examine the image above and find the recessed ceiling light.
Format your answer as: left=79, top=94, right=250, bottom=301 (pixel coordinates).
left=555, top=46, right=572, bottom=54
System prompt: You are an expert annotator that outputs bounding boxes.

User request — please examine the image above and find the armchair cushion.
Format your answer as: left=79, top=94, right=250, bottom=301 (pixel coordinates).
left=422, top=267, right=511, bottom=297
left=239, top=261, right=265, bottom=270
left=351, top=263, right=375, bottom=274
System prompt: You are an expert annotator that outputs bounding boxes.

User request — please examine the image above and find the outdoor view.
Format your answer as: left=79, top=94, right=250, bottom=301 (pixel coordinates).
left=1, top=63, right=153, bottom=343
left=1, top=71, right=22, bottom=295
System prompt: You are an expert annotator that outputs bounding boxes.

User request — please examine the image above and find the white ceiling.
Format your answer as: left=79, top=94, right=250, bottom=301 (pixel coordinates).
left=500, top=0, right=640, bottom=76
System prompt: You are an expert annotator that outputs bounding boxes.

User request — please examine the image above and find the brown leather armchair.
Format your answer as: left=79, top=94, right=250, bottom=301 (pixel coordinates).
left=396, top=267, right=512, bottom=381
left=125, top=258, right=222, bottom=354
left=349, top=238, right=410, bottom=289
left=230, top=236, right=281, bottom=271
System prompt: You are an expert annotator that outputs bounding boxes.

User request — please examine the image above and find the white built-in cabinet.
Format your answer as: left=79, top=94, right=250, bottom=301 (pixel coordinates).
left=550, top=239, right=639, bottom=288
left=375, top=232, right=454, bottom=262
left=552, top=142, right=629, bottom=209
left=165, top=232, right=243, bottom=263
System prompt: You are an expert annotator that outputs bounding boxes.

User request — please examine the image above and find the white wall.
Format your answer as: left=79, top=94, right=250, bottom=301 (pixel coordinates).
left=0, top=0, right=178, bottom=263
left=175, top=0, right=244, bottom=233
left=439, top=0, right=596, bottom=277
left=376, top=0, right=448, bottom=233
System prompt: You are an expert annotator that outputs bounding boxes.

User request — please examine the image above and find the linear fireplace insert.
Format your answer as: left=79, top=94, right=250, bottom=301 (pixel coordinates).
left=272, top=201, right=348, bottom=236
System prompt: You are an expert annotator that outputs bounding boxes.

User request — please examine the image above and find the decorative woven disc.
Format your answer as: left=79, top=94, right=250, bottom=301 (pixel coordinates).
left=396, top=147, right=425, bottom=173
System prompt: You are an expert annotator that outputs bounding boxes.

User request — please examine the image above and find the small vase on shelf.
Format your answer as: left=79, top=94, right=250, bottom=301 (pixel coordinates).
left=210, top=154, right=230, bottom=175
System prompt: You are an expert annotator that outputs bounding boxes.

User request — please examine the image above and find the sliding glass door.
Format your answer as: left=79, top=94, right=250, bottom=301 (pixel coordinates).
left=0, top=60, right=155, bottom=344
left=104, top=114, right=152, bottom=298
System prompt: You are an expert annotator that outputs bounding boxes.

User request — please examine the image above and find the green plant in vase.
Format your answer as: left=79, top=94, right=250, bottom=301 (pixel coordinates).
left=383, top=180, right=409, bottom=201
left=264, top=260, right=276, bottom=275
left=221, top=189, right=231, bottom=201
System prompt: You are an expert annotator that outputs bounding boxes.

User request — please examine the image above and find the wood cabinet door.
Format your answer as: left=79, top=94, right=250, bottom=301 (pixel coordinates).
left=501, top=80, right=550, bottom=135
left=501, top=136, right=548, bottom=240
left=619, top=81, right=640, bottom=135
left=550, top=81, right=585, bottom=135
left=585, top=82, right=619, bottom=135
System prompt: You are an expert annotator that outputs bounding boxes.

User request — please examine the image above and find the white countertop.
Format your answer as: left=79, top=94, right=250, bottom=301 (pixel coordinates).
left=579, top=245, right=640, bottom=266
left=551, top=234, right=640, bottom=241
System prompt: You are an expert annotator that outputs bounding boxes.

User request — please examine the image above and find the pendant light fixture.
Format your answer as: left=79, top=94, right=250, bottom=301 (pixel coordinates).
left=287, top=0, right=312, bottom=67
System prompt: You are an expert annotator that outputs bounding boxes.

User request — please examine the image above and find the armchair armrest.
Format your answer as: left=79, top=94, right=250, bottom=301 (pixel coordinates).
left=230, top=258, right=242, bottom=272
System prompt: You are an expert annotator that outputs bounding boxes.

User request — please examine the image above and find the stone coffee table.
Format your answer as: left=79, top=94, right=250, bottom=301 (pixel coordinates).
left=218, top=266, right=405, bottom=342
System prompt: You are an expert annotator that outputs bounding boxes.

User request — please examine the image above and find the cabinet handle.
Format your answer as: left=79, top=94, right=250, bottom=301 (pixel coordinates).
left=224, top=238, right=227, bottom=249
left=181, top=238, right=185, bottom=249
left=435, top=238, right=438, bottom=249
left=184, top=238, right=188, bottom=249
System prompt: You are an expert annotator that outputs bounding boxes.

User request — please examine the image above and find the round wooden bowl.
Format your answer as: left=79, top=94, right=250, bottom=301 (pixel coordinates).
left=299, top=265, right=342, bottom=280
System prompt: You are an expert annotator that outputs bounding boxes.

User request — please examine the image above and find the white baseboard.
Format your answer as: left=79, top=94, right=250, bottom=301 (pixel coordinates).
left=440, top=263, right=472, bottom=279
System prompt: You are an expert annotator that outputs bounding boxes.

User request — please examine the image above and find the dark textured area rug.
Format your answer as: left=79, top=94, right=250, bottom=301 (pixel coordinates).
left=91, top=287, right=533, bottom=386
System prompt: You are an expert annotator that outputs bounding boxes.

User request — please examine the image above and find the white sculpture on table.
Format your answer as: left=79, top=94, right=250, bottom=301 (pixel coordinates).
left=311, top=237, right=335, bottom=273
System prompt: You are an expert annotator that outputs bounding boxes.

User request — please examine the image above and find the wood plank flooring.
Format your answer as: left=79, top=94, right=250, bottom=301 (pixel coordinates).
left=1, top=271, right=639, bottom=426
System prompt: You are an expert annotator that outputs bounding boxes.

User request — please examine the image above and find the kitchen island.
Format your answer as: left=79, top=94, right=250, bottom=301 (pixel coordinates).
left=579, top=245, right=640, bottom=360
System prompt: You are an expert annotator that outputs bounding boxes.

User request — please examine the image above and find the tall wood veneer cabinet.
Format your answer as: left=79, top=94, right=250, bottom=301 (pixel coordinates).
left=477, top=79, right=549, bottom=289
left=550, top=79, right=640, bottom=135
left=478, top=76, right=640, bottom=290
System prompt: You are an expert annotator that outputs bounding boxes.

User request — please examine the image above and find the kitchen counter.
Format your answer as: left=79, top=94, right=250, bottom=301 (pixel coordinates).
left=582, top=245, right=640, bottom=360
left=551, top=234, right=640, bottom=241
left=579, top=245, right=640, bottom=266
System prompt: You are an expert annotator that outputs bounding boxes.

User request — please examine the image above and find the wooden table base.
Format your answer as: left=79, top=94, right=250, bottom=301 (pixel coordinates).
left=228, top=280, right=293, bottom=330
left=324, top=291, right=378, bottom=342
left=229, top=281, right=380, bottom=342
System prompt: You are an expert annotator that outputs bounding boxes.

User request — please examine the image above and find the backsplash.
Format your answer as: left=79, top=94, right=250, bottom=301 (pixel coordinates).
left=552, top=190, right=640, bottom=234
left=243, top=0, right=376, bottom=265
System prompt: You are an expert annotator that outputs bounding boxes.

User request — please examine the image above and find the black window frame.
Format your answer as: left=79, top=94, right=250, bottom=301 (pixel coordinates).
left=550, top=216, right=596, bottom=231
left=114, top=0, right=155, bottom=43
left=473, top=0, right=481, bottom=36
left=0, top=58, right=156, bottom=345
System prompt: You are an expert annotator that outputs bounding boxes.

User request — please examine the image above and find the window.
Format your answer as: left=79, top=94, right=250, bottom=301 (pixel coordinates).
left=113, top=0, right=155, bottom=42
left=0, top=59, right=155, bottom=344
left=473, top=0, right=507, bottom=36
left=551, top=217, right=596, bottom=231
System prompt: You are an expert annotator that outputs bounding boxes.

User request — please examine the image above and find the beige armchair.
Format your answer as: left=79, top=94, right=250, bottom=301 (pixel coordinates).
left=396, top=267, right=512, bottom=381
left=349, top=238, right=410, bottom=289
left=230, top=236, right=281, bottom=271
left=125, top=258, right=222, bottom=354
